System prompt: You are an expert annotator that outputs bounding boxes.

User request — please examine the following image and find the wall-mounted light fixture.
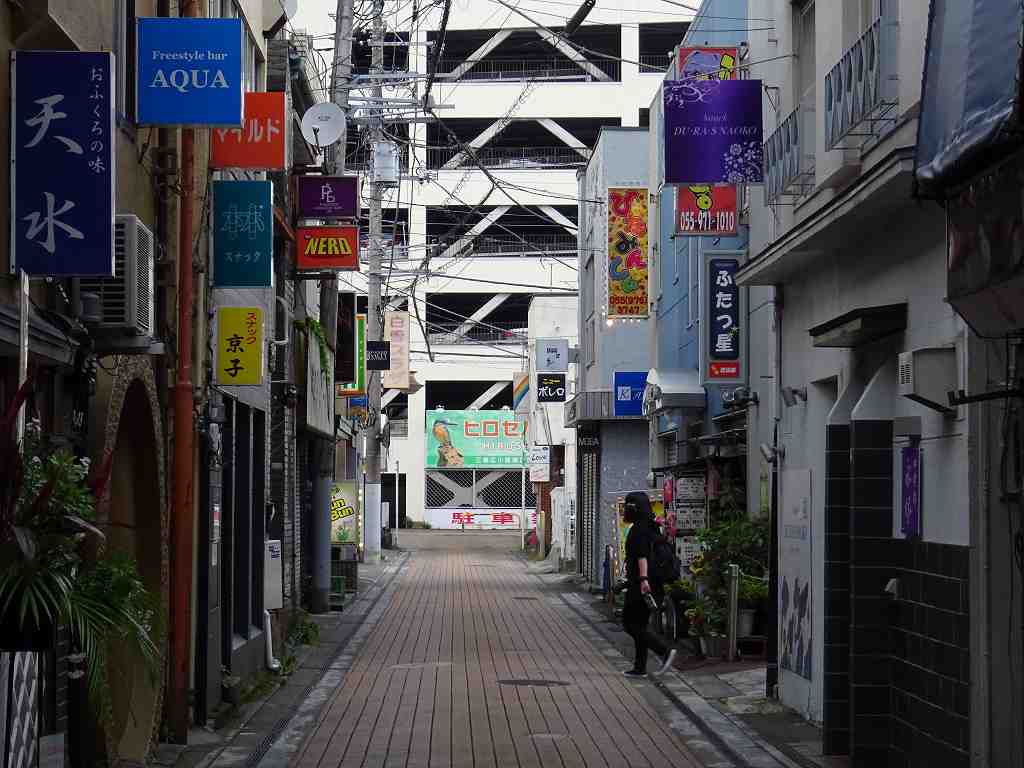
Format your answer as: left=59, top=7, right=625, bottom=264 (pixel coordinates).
left=781, top=386, right=807, bottom=407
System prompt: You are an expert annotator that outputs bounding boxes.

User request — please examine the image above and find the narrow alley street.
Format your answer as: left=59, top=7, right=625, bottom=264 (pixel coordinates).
left=292, top=532, right=699, bottom=768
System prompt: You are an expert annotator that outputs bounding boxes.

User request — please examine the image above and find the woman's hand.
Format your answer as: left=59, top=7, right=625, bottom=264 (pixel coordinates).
left=640, top=578, right=651, bottom=595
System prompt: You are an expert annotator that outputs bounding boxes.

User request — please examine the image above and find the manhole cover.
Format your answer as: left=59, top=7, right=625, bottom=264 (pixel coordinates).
left=512, top=596, right=538, bottom=601
left=497, top=679, right=569, bottom=688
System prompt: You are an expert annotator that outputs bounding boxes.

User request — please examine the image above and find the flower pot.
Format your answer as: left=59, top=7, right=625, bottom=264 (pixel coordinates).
left=700, top=635, right=727, bottom=659
left=738, top=608, right=756, bottom=638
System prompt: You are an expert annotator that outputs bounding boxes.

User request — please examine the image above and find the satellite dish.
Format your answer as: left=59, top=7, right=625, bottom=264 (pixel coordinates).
left=301, top=102, right=346, bottom=149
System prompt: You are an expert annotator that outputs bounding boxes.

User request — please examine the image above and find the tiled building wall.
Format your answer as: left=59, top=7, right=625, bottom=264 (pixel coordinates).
left=890, top=541, right=970, bottom=768
left=823, top=424, right=851, bottom=754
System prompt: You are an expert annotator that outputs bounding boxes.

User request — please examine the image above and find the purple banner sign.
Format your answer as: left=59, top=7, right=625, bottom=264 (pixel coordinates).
left=297, top=175, right=358, bottom=219
left=901, top=446, right=921, bottom=538
left=663, top=79, right=764, bottom=185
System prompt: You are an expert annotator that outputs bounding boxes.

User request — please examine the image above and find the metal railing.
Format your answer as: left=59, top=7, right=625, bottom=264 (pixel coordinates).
left=824, top=16, right=898, bottom=151
left=639, top=53, right=671, bottom=73
left=428, top=145, right=587, bottom=170
left=436, top=57, right=620, bottom=82
left=764, top=103, right=816, bottom=204
left=471, top=234, right=577, bottom=255
left=426, top=320, right=528, bottom=346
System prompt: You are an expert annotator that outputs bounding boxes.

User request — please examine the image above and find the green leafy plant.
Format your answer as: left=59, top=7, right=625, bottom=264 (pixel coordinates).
left=738, top=574, right=769, bottom=606
left=300, top=318, right=331, bottom=382
left=0, top=381, right=162, bottom=721
left=684, top=595, right=726, bottom=638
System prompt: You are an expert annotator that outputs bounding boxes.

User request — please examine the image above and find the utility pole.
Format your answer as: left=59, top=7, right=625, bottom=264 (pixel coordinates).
left=363, top=0, right=385, bottom=562
left=311, top=0, right=355, bottom=614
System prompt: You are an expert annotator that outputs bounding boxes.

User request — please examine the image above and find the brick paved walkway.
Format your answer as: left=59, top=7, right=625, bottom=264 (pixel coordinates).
left=294, top=534, right=700, bottom=768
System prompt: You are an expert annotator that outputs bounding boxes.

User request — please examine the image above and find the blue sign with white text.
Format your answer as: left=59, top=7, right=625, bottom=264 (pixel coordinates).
left=11, top=51, right=115, bottom=276
left=136, top=17, right=243, bottom=126
left=213, top=181, right=273, bottom=287
left=613, top=371, right=647, bottom=417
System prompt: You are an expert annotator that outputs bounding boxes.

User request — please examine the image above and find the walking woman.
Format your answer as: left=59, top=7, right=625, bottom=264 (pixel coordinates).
left=621, top=491, right=660, bottom=677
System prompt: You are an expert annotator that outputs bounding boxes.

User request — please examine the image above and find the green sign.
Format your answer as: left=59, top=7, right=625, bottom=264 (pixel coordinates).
left=425, top=409, right=527, bottom=468
left=336, top=314, right=366, bottom=397
left=330, top=481, right=359, bottom=543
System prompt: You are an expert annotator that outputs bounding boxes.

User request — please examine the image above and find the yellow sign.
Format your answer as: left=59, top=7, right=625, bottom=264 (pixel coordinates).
left=216, top=306, right=263, bottom=386
left=607, top=187, right=649, bottom=318
left=331, top=481, right=359, bottom=544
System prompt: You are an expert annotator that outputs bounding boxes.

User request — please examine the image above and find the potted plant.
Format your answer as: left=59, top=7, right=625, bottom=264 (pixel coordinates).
left=222, top=666, right=242, bottom=705
left=738, top=575, right=769, bottom=637
left=684, top=595, right=727, bottom=658
left=0, top=381, right=162, bottom=719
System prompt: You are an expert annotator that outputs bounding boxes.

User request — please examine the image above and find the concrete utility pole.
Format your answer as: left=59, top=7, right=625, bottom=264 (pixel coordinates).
left=311, top=0, right=355, bottom=614
left=363, top=0, right=385, bottom=561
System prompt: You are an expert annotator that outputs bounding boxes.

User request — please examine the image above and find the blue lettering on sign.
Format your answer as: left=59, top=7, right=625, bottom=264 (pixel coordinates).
left=137, top=18, right=243, bottom=126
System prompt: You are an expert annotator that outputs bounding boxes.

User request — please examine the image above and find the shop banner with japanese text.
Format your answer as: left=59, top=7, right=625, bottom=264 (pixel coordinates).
left=213, top=180, right=273, bottom=287
left=702, top=253, right=745, bottom=385
left=336, top=314, right=366, bottom=397
left=425, top=410, right=526, bottom=468
left=216, top=306, right=263, bottom=386
left=11, top=51, right=115, bottom=276
left=607, top=187, right=649, bottom=318
left=210, top=91, right=286, bottom=169
left=382, top=311, right=410, bottom=389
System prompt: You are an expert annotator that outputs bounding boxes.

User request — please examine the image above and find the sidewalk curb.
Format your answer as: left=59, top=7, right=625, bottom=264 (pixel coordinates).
left=548, top=577, right=802, bottom=768
left=187, top=552, right=410, bottom=768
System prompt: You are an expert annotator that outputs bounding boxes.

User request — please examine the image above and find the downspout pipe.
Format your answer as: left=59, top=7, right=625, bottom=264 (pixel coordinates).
left=169, top=0, right=198, bottom=742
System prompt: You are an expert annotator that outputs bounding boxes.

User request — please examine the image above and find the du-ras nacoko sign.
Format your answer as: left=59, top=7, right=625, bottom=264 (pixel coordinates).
left=136, top=17, right=243, bottom=126
left=425, top=410, right=526, bottom=469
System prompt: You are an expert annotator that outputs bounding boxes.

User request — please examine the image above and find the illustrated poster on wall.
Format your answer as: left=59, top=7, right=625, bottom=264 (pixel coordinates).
left=780, top=469, right=812, bottom=681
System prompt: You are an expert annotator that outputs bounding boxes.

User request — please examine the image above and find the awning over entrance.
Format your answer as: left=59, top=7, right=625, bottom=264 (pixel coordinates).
left=0, top=301, right=76, bottom=367
left=643, top=368, right=705, bottom=415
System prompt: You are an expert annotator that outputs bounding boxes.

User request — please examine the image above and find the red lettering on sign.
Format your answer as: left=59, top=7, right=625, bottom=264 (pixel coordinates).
left=464, top=422, right=480, bottom=437
left=709, top=362, right=740, bottom=378
left=482, top=420, right=499, bottom=437
left=491, top=513, right=513, bottom=525
left=452, top=512, right=475, bottom=525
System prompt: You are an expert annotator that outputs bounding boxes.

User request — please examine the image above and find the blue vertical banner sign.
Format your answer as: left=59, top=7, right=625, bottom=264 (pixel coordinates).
left=10, top=51, right=115, bottom=276
left=701, top=253, right=746, bottom=386
left=613, top=371, right=647, bottom=417
left=136, top=17, right=243, bottom=126
left=213, top=181, right=273, bottom=287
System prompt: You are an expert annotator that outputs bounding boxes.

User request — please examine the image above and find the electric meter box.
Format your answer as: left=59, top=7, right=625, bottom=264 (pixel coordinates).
left=265, top=539, right=283, bottom=610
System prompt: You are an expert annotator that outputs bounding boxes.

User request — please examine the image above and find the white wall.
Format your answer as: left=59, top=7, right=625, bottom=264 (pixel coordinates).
left=528, top=295, right=579, bottom=452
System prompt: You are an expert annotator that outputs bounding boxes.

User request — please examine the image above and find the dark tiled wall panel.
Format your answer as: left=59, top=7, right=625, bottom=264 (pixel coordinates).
left=890, top=541, right=970, bottom=768
left=823, top=424, right=851, bottom=755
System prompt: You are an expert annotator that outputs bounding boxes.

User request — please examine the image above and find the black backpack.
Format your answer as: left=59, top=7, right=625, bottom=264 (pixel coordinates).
left=649, top=529, right=681, bottom=590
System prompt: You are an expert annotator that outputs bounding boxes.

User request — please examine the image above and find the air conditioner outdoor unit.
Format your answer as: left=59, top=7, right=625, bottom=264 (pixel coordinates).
left=897, top=347, right=957, bottom=414
left=77, top=214, right=155, bottom=335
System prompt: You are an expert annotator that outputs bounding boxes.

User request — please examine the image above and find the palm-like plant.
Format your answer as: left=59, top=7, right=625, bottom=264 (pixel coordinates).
left=0, top=380, right=162, bottom=717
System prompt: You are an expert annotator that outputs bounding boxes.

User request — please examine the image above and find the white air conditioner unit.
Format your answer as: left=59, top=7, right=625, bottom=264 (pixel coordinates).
left=77, top=214, right=155, bottom=335
left=897, top=347, right=957, bottom=414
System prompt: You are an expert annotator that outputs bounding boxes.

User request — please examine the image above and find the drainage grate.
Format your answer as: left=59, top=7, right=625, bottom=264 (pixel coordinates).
left=497, top=679, right=570, bottom=688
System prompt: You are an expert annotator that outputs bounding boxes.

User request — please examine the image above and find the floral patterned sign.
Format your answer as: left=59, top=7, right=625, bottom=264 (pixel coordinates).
left=663, top=79, right=764, bottom=185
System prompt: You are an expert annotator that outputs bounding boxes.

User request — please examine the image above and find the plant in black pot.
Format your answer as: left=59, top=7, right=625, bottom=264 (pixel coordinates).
left=0, top=381, right=162, bottom=721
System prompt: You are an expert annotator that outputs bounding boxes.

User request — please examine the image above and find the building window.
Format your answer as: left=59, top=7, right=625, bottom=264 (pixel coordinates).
left=114, top=0, right=137, bottom=122
left=794, top=0, right=816, bottom=111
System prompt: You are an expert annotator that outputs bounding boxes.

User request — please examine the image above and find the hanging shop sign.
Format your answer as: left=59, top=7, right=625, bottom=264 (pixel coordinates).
left=536, top=338, right=569, bottom=371
left=136, top=17, right=243, bottom=126
left=210, top=91, right=286, bottom=169
left=536, top=373, right=567, bottom=403
left=348, top=395, right=370, bottom=429
left=664, top=78, right=764, bottom=185
left=297, top=175, right=359, bottom=219
left=607, top=188, right=649, bottom=318
left=425, top=409, right=526, bottom=469
left=677, top=46, right=738, bottom=81
left=702, top=253, right=745, bottom=385
left=528, top=445, right=551, bottom=483
left=781, top=469, right=813, bottom=680
left=213, top=180, right=273, bottom=287
left=336, top=313, right=366, bottom=397
left=296, top=225, right=360, bottom=271
left=10, top=51, right=115, bottom=276
left=365, top=340, right=390, bottom=371
left=613, top=371, right=647, bottom=417
left=215, top=306, right=263, bottom=386
left=676, top=184, right=738, bottom=236
left=513, top=373, right=530, bottom=414
left=330, top=480, right=360, bottom=545
left=306, top=330, right=334, bottom=438
left=382, top=311, right=410, bottom=389
left=901, top=446, right=922, bottom=538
